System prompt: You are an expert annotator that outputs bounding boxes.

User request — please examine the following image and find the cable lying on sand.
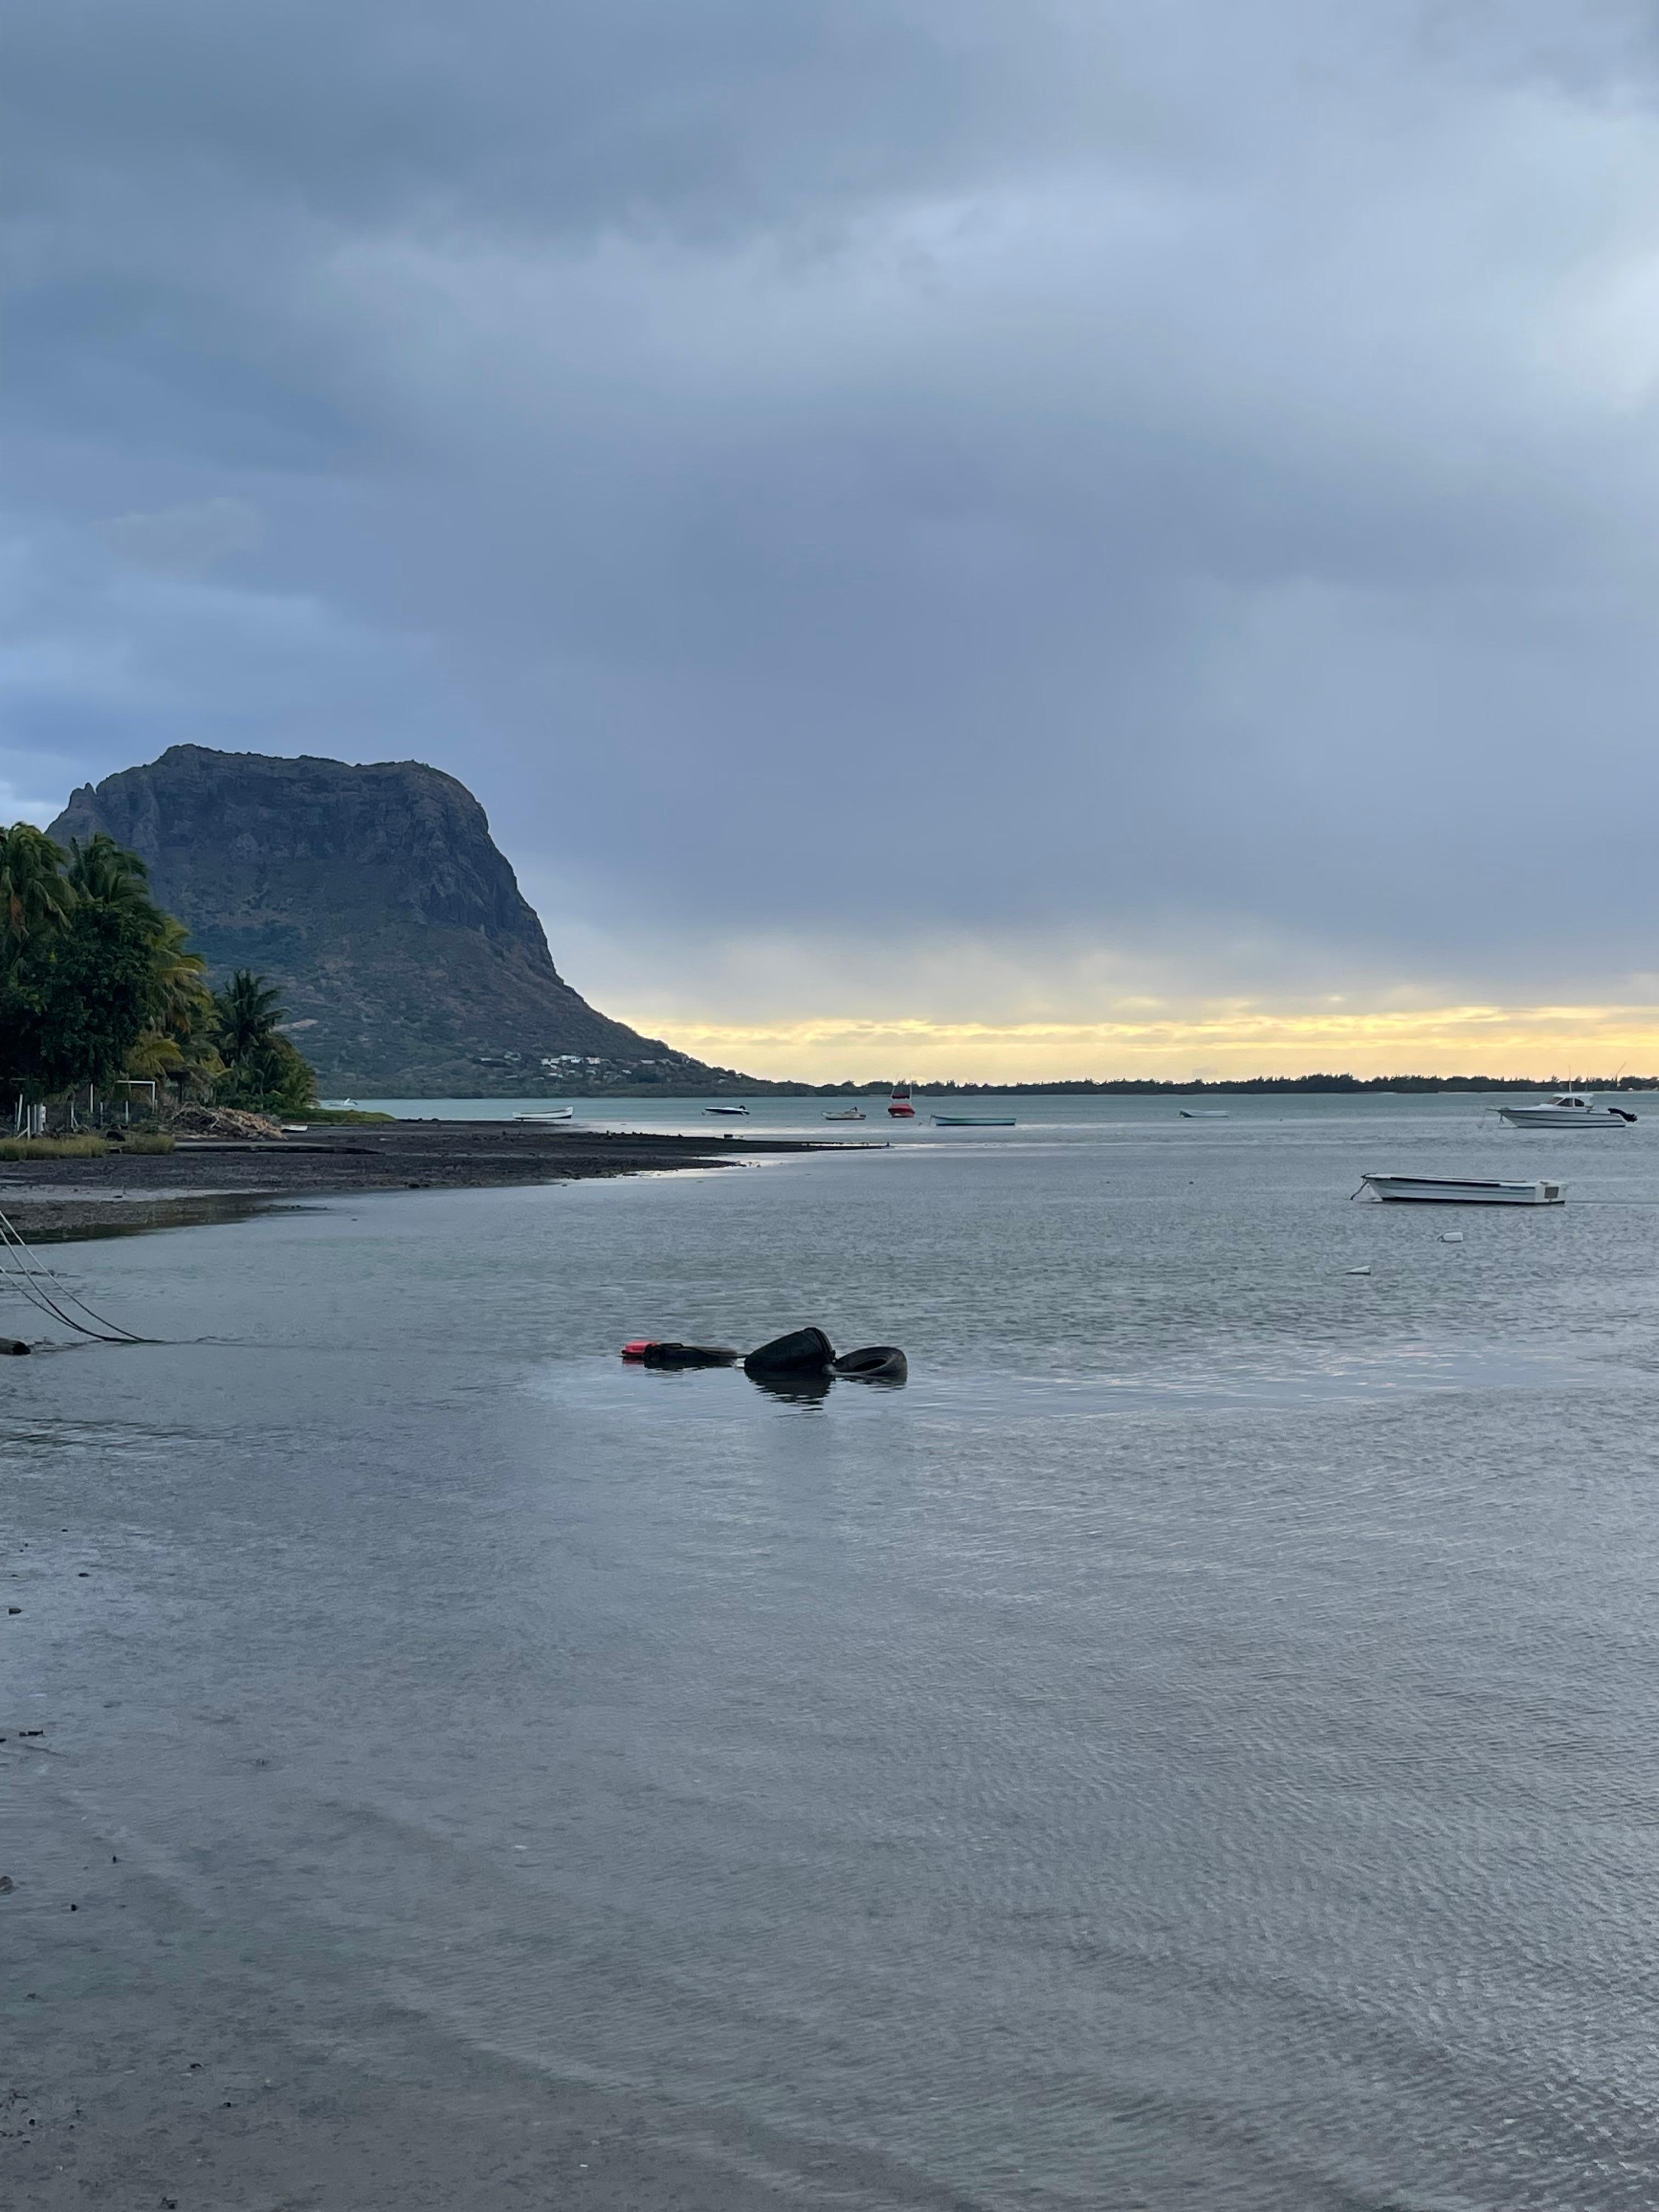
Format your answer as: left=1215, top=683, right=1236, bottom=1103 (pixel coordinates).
left=0, top=1205, right=153, bottom=1345
left=623, top=1327, right=907, bottom=1386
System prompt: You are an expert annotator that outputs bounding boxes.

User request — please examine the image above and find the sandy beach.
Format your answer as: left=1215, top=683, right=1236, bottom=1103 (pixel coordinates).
left=0, top=1120, right=862, bottom=1242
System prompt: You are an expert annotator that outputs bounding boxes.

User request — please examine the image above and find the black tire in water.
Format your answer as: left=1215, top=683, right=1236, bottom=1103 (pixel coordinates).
left=831, top=1345, right=907, bottom=1384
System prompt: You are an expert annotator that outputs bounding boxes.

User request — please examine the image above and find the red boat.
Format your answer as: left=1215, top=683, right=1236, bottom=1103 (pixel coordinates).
left=888, top=1085, right=916, bottom=1119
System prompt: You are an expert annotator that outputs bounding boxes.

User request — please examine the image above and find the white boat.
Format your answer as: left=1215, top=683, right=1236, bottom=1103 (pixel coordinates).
left=932, top=1115, right=1015, bottom=1126
left=1360, top=1173, right=1564, bottom=1206
left=514, top=1107, right=574, bottom=1122
left=1497, top=1093, right=1636, bottom=1129
left=1178, top=1108, right=1229, bottom=1119
left=823, top=1107, right=866, bottom=1121
left=704, top=1103, right=750, bottom=1116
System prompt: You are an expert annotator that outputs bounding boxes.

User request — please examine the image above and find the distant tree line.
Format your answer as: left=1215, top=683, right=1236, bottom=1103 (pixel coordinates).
left=849, top=1073, right=1659, bottom=1095
left=0, top=823, right=315, bottom=1116
left=710, top=1072, right=1659, bottom=1097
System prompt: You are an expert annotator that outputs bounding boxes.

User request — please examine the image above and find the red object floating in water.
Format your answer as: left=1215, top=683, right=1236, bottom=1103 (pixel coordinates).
left=622, top=1340, right=652, bottom=1360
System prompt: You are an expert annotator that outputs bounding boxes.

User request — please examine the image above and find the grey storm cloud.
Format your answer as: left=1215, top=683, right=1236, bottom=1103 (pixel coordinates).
left=8, top=0, right=1659, bottom=1009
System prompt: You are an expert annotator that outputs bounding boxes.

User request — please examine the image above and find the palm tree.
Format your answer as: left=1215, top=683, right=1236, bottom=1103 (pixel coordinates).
left=66, top=833, right=161, bottom=923
left=131, top=917, right=220, bottom=1099
left=0, top=824, right=72, bottom=963
left=214, top=969, right=286, bottom=1068
left=150, top=916, right=211, bottom=1035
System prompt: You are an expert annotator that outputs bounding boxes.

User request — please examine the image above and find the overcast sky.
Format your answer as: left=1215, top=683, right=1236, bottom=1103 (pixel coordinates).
left=9, top=1, right=1659, bottom=1077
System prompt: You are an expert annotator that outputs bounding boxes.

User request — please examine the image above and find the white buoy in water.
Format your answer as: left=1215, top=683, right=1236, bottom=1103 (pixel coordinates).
left=1441, top=1231, right=1464, bottom=1243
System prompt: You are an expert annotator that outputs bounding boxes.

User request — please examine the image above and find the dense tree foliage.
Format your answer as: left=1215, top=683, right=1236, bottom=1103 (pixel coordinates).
left=0, top=824, right=74, bottom=956
left=7, top=896, right=164, bottom=1092
left=213, top=968, right=315, bottom=1113
left=0, top=825, right=313, bottom=1114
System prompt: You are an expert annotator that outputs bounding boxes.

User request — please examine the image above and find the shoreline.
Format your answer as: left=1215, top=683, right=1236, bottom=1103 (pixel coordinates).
left=0, top=1121, right=873, bottom=1243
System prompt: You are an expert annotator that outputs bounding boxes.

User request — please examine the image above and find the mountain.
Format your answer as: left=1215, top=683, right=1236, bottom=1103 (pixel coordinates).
left=47, top=746, right=731, bottom=1095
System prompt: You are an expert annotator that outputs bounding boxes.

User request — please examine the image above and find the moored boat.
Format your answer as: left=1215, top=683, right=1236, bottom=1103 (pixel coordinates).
left=888, top=1086, right=916, bottom=1119
left=704, top=1104, right=751, bottom=1116
left=514, top=1107, right=574, bottom=1122
left=1497, top=1093, right=1635, bottom=1129
left=823, top=1107, right=866, bottom=1121
left=931, top=1115, right=1015, bottom=1126
left=1178, top=1108, right=1229, bottom=1119
left=1359, top=1174, right=1565, bottom=1205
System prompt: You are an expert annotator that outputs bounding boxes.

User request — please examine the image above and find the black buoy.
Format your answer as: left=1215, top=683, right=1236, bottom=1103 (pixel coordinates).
left=0, top=1338, right=30, bottom=1357
left=831, top=1345, right=907, bottom=1384
left=742, top=1327, right=836, bottom=1383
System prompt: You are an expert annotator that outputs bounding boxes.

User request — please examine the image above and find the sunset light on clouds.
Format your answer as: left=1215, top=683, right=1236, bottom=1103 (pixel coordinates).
left=643, top=1005, right=1659, bottom=1087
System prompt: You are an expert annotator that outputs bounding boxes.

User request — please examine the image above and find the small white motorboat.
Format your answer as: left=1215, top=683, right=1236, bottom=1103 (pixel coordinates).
left=1359, top=1174, right=1564, bottom=1206
left=931, top=1115, right=1016, bottom=1126
left=1178, top=1108, right=1229, bottom=1119
left=704, top=1103, right=751, bottom=1116
left=823, top=1107, right=866, bottom=1121
left=514, top=1107, right=574, bottom=1122
left=1497, top=1093, right=1635, bottom=1129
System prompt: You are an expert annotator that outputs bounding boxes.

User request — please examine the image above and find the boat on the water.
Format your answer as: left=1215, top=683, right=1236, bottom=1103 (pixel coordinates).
left=823, top=1107, right=866, bottom=1121
left=888, top=1086, right=916, bottom=1119
left=704, top=1104, right=751, bottom=1116
left=932, top=1115, right=1015, bottom=1126
left=514, top=1107, right=574, bottom=1122
left=1178, top=1109, right=1229, bottom=1119
left=1497, top=1093, right=1636, bottom=1129
left=1360, top=1173, right=1564, bottom=1206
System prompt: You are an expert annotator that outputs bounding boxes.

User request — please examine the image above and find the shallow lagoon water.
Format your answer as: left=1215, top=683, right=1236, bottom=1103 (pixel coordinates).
left=8, top=1098, right=1659, bottom=2208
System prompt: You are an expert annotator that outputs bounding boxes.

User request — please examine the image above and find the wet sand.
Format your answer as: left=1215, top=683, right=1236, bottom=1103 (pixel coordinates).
left=4, top=1783, right=951, bottom=2211
left=0, top=1120, right=866, bottom=1241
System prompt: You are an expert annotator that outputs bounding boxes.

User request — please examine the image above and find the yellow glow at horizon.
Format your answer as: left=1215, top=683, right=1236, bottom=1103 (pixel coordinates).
left=628, top=1003, right=1659, bottom=1084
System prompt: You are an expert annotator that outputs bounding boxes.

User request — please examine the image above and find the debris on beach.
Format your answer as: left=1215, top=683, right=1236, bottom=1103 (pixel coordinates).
left=165, top=1104, right=286, bottom=1139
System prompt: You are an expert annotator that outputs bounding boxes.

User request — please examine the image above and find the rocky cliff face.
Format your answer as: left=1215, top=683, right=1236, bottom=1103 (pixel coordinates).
left=48, top=747, right=699, bottom=1094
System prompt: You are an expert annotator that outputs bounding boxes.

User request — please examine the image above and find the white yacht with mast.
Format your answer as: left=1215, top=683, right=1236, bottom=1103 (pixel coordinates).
left=1497, top=1093, right=1636, bottom=1130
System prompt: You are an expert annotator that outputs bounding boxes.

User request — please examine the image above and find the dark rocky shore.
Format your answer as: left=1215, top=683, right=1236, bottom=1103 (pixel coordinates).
left=0, top=1121, right=868, bottom=1242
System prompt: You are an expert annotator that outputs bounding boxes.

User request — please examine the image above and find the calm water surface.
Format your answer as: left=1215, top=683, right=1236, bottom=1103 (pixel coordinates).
left=8, top=1098, right=1659, bottom=2207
